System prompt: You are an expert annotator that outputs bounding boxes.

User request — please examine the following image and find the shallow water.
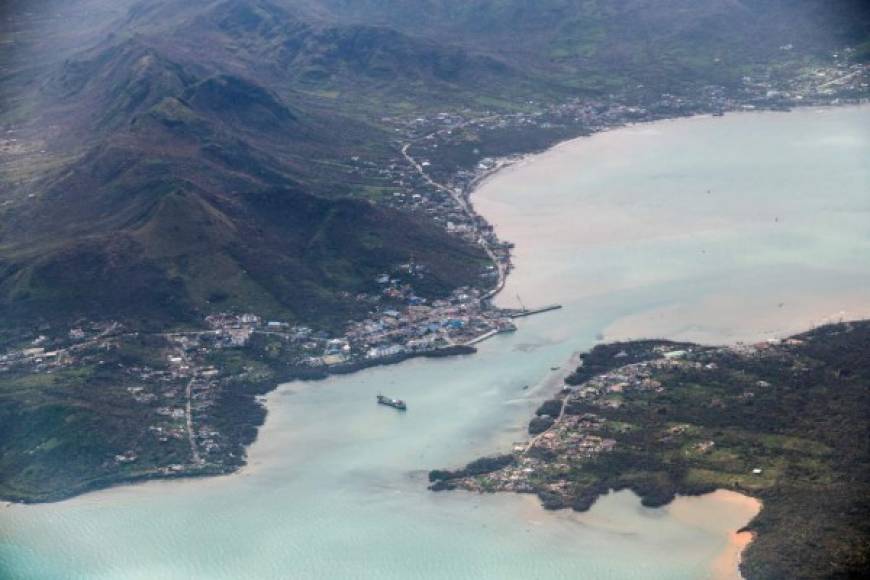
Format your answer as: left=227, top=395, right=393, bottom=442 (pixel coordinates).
left=1, top=105, right=867, bottom=579
left=478, top=105, right=870, bottom=342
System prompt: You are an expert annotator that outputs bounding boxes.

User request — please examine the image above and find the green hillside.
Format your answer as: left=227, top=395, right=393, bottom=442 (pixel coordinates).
left=0, top=0, right=867, bottom=507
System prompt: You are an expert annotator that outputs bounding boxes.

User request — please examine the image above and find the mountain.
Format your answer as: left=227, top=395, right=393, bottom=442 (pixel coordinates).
left=0, top=0, right=867, bottom=508
left=126, top=0, right=536, bottom=110
left=319, top=0, right=870, bottom=89
left=2, top=0, right=868, bottom=340
left=0, top=33, right=489, bottom=336
left=4, top=0, right=566, bottom=339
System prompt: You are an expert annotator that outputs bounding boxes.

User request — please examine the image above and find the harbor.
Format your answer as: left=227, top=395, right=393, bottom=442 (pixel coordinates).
left=505, top=304, right=563, bottom=319
left=2, top=105, right=868, bottom=580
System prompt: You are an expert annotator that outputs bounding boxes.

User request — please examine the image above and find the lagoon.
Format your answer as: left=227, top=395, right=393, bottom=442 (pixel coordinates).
left=1, top=105, right=868, bottom=579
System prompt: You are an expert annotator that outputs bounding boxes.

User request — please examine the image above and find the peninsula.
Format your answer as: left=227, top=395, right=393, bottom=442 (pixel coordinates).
left=430, top=320, right=870, bottom=579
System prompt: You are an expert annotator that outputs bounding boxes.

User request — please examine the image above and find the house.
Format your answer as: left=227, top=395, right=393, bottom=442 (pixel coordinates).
left=367, top=345, right=405, bottom=359
left=322, top=354, right=347, bottom=366
left=227, top=327, right=252, bottom=346
left=324, top=339, right=349, bottom=355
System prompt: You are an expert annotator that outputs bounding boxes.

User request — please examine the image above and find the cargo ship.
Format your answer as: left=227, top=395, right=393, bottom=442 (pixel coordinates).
left=377, top=394, right=407, bottom=411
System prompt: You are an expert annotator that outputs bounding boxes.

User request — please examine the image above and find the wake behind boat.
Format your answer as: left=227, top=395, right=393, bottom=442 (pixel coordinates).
left=377, top=394, right=407, bottom=411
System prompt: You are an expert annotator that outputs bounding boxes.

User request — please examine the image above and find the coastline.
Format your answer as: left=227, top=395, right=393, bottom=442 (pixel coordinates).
left=5, top=102, right=865, bottom=509
left=4, top=104, right=869, bottom=580
left=465, top=100, right=869, bottom=212
left=733, top=531, right=758, bottom=580
left=672, top=490, right=762, bottom=580
left=430, top=319, right=870, bottom=579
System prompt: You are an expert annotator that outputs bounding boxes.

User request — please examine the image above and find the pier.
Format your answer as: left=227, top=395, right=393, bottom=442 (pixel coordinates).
left=462, top=329, right=499, bottom=346
left=506, top=304, right=563, bottom=319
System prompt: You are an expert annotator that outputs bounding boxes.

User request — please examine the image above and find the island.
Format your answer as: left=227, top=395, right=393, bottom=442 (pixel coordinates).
left=430, top=321, right=870, bottom=579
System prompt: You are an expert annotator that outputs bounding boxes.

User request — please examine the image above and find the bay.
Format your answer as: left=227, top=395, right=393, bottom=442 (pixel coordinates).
left=1, top=105, right=867, bottom=580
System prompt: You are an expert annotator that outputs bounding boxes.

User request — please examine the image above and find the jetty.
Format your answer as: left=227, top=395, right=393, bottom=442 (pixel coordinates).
left=506, top=304, right=562, bottom=319
left=463, top=330, right=498, bottom=346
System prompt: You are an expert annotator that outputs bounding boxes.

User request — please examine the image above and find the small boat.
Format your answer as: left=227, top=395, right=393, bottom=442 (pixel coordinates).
left=377, top=394, right=407, bottom=411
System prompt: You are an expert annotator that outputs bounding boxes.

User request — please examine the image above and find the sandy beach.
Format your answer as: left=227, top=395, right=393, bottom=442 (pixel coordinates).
left=665, top=490, right=762, bottom=579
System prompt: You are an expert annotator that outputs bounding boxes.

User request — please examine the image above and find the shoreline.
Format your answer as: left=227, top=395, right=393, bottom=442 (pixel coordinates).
left=678, top=490, right=763, bottom=580
left=734, top=531, right=758, bottom=580
left=464, top=100, right=869, bottom=209
left=430, top=320, right=870, bottom=579
left=446, top=486, right=762, bottom=580
left=453, top=100, right=867, bottom=318
left=6, top=103, right=868, bottom=580
left=6, top=102, right=865, bottom=509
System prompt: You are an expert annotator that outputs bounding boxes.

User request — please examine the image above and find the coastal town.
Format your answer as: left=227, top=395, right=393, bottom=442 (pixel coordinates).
left=422, top=318, right=870, bottom=580
left=0, top=284, right=546, bottom=478
left=4, top=2, right=870, bottom=577
left=365, top=57, right=869, bottom=236
left=0, top=53, right=866, bottom=486
left=429, top=334, right=821, bottom=509
left=436, top=345, right=720, bottom=500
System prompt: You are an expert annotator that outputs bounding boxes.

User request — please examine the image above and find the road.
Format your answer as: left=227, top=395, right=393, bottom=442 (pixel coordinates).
left=185, top=377, right=203, bottom=466
left=817, top=69, right=863, bottom=89
left=401, top=143, right=507, bottom=300
left=522, top=352, right=583, bottom=453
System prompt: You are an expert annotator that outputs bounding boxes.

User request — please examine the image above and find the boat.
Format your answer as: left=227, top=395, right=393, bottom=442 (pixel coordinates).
left=377, top=394, right=407, bottom=411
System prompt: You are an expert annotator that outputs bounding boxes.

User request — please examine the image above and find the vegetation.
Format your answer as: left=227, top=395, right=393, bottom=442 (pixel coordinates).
left=2, top=0, right=867, bottom=339
left=1, top=0, right=868, bottom=548
left=0, top=335, right=193, bottom=502
left=434, top=321, right=870, bottom=579
left=429, top=454, right=515, bottom=490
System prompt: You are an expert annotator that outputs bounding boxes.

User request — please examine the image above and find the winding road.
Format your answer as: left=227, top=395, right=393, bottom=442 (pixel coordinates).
left=185, top=377, right=203, bottom=466
left=401, top=143, right=507, bottom=300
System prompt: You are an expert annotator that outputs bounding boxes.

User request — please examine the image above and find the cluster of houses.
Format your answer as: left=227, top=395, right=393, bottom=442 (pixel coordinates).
left=0, top=321, right=122, bottom=374
left=0, top=332, right=102, bottom=376
left=196, top=273, right=517, bottom=371
left=454, top=347, right=704, bottom=496
left=456, top=336, right=816, bottom=499
left=374, top=56, right=867, bottom=245
left=291, top=282, right=515, bottom=368
left=341, top=283, right=515, bottom=362
left=0, top=345, right=65, bottom=372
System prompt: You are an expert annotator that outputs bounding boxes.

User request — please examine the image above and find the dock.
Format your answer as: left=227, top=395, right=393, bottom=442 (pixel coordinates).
left=463, top=329, right=499, bottom=346
left=507, top=304, right=562, bottom=319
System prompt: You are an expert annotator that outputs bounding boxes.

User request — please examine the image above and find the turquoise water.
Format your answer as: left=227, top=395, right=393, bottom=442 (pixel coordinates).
left=1, top=105, right=867, bottom=579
